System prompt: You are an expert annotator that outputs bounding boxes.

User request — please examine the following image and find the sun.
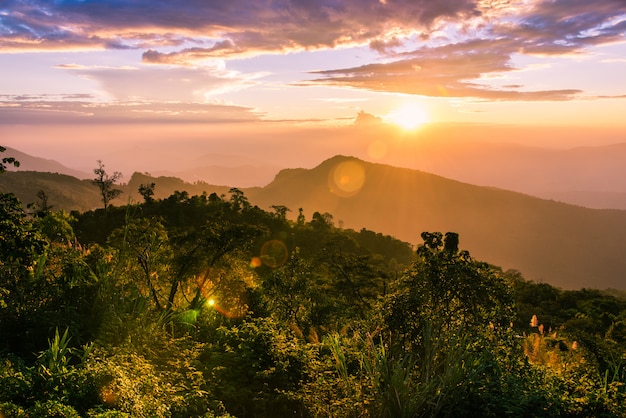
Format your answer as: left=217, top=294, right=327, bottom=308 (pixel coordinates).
left=387, top=102, right=429, bottom=130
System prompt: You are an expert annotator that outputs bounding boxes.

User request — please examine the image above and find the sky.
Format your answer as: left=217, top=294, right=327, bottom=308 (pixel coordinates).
left=1, top=0, right=626, bottom=178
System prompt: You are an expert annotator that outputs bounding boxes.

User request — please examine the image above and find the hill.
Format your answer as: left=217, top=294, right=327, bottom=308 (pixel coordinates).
left=3, top=146, right=90, bottom=179
left=0, top=170, right=233, bottom=212
left=246, top=156, right=626, bottom=290
left=405, top=140, right=626, bottom=209
left=0, top=171, right=101, bottom=212
left=2, top=155, right=626, bottom=289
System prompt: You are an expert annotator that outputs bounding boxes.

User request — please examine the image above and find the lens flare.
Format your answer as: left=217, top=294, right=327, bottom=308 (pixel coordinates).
left=260, top=239, right=289, bottom=268
left=329, top=160, right=366, bottom=197
left=250, top=256, right=262, bottom=268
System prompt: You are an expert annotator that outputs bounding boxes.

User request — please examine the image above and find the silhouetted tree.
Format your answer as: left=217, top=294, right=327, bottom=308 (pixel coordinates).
left=229, top=187, right=250, bottom=212
left=270, top=205, right=290, bottom=220
left=92, top=160, right=122, bottom=210
left=138, top=182, right=156, bottom=203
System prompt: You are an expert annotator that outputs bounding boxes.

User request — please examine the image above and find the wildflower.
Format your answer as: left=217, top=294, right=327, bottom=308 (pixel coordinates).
left=530, top=314, right=538, bottom=327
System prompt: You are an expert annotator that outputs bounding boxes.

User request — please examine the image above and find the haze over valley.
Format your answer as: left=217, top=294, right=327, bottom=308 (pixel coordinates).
left=4, top=147, right=626, bottom=291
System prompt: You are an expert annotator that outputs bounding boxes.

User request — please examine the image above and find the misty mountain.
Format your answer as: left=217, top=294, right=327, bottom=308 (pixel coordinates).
left=2, top=152, right=626, bottom=290
left=152, top=164, right=279, bottom=188
left=245, top=155, right=626, bottom=290
left=95, top=146, right=281, bottom=187
left=3, top=146, right=91, bottom=179
left=8, top=138, right=626, bottom=209
left=407, top=141, right=626, bottom=209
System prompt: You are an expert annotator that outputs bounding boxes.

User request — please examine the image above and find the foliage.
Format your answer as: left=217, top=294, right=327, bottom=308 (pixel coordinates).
left=1, top=183, right=626, bottom=417
left=0, top=145, right=19, bottom=173
left=199, top=317, right=311, bottom=417
left=138, top=182, right=156, bottom=203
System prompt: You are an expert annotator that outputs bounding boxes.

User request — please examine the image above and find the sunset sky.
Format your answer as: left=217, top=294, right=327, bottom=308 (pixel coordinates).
left=1, top=0, right=625, bottom=176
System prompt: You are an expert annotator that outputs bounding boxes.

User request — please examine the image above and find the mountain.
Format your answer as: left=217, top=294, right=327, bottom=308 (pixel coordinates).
left=0, top=171, right=231, bottom=212
left=0, top=171, right=101, bottom=212
left=405, top=141, right=626, bottom=209
left=2, top=154, right=626, bottom=290
left=3, top=146, right=91, bottom=179
left=6, top=140, right=626, bottom=209
left=246, top=156, right=626, bottom=290
left=125, top=172, right=232, bottom=202
left=153, top=164, right=279, bottom=188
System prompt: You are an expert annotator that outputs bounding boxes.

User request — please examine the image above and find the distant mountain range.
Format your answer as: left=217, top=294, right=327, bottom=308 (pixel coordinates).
left=3, top=146, right=280, bottom=188
left=245, top=156, right=626, bottom=290
left=2, top=151, right=626, bottom=291
left=406, top=141, right=626, bottom=210
left=3, top=147, right=91, bottom=179
left=7, top=138, right=626, bottom=210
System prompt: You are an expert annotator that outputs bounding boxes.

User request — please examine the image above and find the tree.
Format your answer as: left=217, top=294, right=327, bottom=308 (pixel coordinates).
left=28, top=190, right=54, bottom=217
left=0, top=146, right=19, bottom=173
left=378, top=232, right=518, bottom=416
left=92, top=160, right=122, bottom=210
left=385, top=232, right=515, bottom=351
left=229, top=187, right=250, bottom=212
left=108, top=217, right=172, bottom=310
left=138, top=182, right=156, bottom=203
left=270, top=205, right=290, bottom=220
left=168, top=219, right=265, bottom=310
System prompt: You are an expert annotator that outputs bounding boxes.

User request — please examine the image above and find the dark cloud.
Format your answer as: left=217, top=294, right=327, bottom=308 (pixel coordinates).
left=493, top=0, right=626, bottom=54
left=1, top=0, right=476, bottom=54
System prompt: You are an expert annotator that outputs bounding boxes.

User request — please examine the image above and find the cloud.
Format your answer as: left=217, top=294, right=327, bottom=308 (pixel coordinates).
left=142, top=40, right=244, bottom=63
left=307, top=1, right=626, bottom=100
left=0, top=95, right=261, bottom=124
left=3, top=0, right=622, bottom=57
left=495, top=0, right=626, bottom=54
left=52, top=62, right=266, bottom=103
left=310, top=38, right=582, bottom=100
left=2, top=0, right=624, bottom=101
left=1, top=0, right=476, bottom=55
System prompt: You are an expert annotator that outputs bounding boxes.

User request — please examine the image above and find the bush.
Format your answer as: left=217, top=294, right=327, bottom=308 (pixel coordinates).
left=26, top=400, right=80, bottom=418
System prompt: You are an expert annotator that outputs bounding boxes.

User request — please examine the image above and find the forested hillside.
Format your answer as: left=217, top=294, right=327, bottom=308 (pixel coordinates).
left=2, top=147, right=626, bottom=416
left=4, top=156, right=626, bottom=290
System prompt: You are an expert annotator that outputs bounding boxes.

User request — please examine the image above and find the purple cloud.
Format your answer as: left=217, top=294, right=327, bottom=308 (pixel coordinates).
left=1, top=0, right=625, bottom=101
left=1, top=0, right=476, bottom=53
left=308, top=1, right=626, bottom=100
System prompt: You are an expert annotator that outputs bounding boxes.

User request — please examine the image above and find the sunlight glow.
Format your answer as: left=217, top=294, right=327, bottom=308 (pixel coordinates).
left=387, top=102, right=429, bottom=130
left=329, top=160, right=366, bottom=197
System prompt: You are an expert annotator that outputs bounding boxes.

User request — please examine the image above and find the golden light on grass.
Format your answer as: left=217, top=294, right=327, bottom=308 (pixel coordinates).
left=386, top=102, right=429, bottom=130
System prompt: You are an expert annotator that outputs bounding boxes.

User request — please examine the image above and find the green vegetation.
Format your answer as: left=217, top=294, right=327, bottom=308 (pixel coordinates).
left=1, top=150, right=626, bottom=417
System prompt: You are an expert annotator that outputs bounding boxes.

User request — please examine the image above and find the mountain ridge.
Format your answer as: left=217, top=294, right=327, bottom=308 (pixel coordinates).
left=2, top=152, right=626, bottom=290
left=248, top=155, right=626, bottom=290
